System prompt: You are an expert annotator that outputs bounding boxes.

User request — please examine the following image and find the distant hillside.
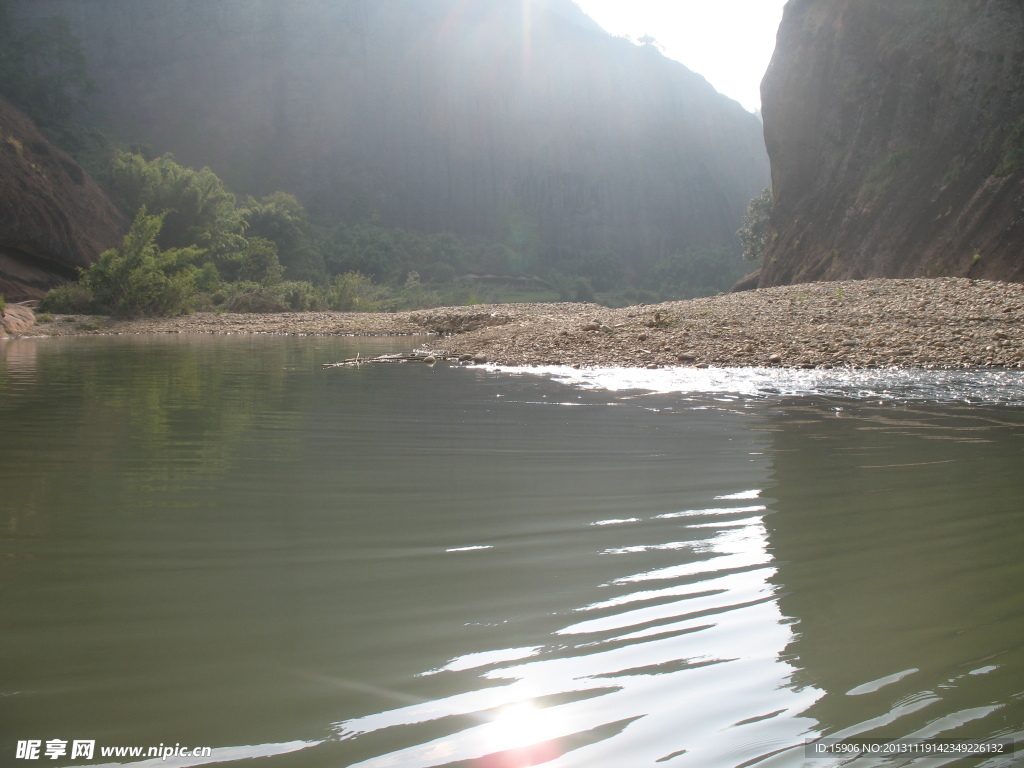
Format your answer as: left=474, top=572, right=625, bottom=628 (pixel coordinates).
left=757, top=0, right=1024, bottom=287
left=11, top=0, right=769, bottom=270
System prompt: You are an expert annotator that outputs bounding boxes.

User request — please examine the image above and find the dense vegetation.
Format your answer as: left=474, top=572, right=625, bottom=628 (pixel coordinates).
left=38, top=151, right=754, bottom=317
left=40, top=152, right=476, bottom=316
left=7, top=1, right=754, bottom=315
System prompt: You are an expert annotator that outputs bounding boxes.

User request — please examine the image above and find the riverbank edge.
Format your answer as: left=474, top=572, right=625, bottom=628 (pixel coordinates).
left=7, top=277, right=1024, bottom=370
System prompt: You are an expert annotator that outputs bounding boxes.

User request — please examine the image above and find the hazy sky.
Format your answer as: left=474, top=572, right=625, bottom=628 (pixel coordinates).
left=572, top=0, right=788, bottom=112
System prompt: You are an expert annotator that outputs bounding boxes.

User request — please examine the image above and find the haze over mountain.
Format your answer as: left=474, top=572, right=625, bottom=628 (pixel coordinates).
left=11, top=0, right=770, bottom=273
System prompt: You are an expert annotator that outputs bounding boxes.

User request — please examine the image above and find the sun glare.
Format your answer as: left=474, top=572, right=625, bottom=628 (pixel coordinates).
left=572, top=0, right=787, bottom=111
left=475, top=700, right=563, bottom=766
left=489, top=702, right=542, bottom=746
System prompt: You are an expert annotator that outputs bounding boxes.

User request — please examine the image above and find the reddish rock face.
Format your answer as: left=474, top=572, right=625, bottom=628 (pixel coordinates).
left=759, top=0, right=1024, bottom=287
left=0, top=97, right=125, bottom=301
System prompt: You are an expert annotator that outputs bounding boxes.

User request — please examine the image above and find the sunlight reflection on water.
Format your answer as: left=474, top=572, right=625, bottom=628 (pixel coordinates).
left=334, top=489, right=824, bottom=768
left=491, top=364, right=1024, bottom=405
left=323, top=366, right=1024, bottom=768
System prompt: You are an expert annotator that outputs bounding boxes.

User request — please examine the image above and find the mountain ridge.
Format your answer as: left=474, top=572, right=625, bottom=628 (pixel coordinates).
left=11, top=0, right=769, bottom=270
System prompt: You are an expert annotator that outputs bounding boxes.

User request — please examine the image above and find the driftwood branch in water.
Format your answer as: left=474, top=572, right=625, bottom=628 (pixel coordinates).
left=324, top=351, right=490, bottom=367
left=323, top=353, right=445, bottom=367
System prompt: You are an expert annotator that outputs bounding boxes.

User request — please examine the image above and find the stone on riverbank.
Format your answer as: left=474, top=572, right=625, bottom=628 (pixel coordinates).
left=1, top=303, right=35, bottom=335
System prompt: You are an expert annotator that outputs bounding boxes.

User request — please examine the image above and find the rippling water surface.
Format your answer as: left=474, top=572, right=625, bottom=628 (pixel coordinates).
left=2, top=336, right=1023, bottom=767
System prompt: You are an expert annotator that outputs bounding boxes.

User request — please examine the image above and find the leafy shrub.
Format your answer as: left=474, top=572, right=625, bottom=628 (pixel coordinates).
left=79, top=207, right=202, bottom=317
left=235, top=236, right=284, bottom=285
left=216, top=280, right=328, bottom=313
left=572, top=276, right=596, bottom=303
left=75, top=318, right=106, bottom=332
left=221, top=282, right=287, bottom=313
left=326, top=272, right=393, bottom=311
left=738, top=188, right=773, bottom=263
left=243, top=192, right=313, bottom=276
left=275, top=281, right=324, bottom=312
left=189, top=292, right=218, bottom=313
left=390, top=270, right=440, bottom=310
left=38, top=281, right=95, bottom=314
left=424, top=261, right=457, bottom=283
left=195, top=262, right=220, bottom=293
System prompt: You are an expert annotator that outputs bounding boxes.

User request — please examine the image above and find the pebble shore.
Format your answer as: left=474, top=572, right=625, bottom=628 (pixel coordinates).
left=17, top=278, right=1024, bottom=370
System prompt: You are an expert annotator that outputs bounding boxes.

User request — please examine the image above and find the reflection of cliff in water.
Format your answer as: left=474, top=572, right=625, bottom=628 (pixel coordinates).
left=759, top=400, right=1024, bottom=741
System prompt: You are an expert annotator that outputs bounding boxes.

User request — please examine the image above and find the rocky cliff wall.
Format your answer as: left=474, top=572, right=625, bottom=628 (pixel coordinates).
left=11, top=0, right=769, bottom=265
left=759, top=0, right=1024, bottom=286
left=0, top=97, right=124, bottom=301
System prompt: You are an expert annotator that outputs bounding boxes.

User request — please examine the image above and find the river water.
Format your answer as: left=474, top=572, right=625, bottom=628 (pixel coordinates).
left=2, top=335, right=1022, bottom=768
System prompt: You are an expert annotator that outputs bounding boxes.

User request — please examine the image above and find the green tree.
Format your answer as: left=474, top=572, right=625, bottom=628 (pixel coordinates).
left=322, top=223, right=405, bottom=282
left=110, top=153, right=301, bottom=285
left=234, top=236, right=284, bottom=285
left=326, top=272, right=392, bottom=311
left=243, top=192, right=309, bottom=270
left=738, top=187, right=773, bottom=263
left=81, top=207, right=202, bottom=317
left=110, top=152, right=247, bottom=262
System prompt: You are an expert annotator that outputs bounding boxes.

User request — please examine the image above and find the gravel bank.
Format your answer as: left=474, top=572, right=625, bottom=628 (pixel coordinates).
left=23, top=309, right=426, bottom=337
left=17, top=278, right=1024, bottom=370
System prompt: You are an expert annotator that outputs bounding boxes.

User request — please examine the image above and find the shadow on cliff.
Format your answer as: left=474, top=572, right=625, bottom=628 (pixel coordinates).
left=758, top=0, right=1024, bottom=287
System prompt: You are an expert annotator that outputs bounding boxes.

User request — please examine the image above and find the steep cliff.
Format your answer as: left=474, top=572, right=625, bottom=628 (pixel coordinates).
left=759, top=0, right=1024, bottom=287
left=0, top=96, right=124, bottom=301
left=11, top=0, right=768, bottom=267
